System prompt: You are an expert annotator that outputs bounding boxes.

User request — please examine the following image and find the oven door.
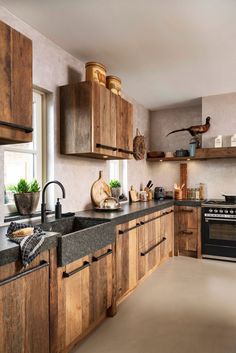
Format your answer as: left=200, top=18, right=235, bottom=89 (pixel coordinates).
left=202, top=217, right=236, bottom=258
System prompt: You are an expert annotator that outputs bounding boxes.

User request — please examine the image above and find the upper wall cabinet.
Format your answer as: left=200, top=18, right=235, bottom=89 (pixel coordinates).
left=60, top=81, right=133, bottom=159
left=0, top=20, right=33, bottom=145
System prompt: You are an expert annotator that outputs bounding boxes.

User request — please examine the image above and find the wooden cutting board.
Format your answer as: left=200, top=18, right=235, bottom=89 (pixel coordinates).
left=91, top=171, right=111, bottom=206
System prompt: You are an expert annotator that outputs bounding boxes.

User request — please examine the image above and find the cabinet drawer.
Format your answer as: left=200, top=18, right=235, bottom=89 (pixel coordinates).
left=178, top=228, right=198, bottom=252
left=175, top=206, right=199, bottom=230
left=137, top=211, right=160, bottom=249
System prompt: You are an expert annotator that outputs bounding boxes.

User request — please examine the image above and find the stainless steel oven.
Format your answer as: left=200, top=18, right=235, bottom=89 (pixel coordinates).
left=202, top=201, right=236, bottom=261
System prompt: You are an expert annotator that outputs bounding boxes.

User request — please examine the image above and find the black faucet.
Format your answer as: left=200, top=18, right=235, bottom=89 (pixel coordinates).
left=41, top=180, right=66, bottom=223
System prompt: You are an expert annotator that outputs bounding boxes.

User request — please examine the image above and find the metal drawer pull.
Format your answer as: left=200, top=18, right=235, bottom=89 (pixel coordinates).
left=0, top=120, right=33, bottom=133
left=180, top=209, right=193, bottom=213
left=141, top=237, right=167, bottom=256
left=0, top=260, right=49, bottom=287
left=63, top=261, right=90, bottom=278
left=96, top=143, right=117, bottom=151
left=118, top=148, right=134, bottom=155
left=119, top=223, right=140, bottom=234
left=180, top=230, right=193, bottom=235
left=92, top=249, right=112, bottom=262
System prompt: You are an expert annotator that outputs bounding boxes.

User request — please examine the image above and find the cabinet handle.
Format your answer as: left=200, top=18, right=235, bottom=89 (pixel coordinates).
left=96, top=143, right=117, bottom=152
left=0, top=120, right=33, bottom=134
left=180, top=230, right=193, bottom=235
left=179, top=209, right=193, bottom=213
left=0, top=260, right=49, bottom=287
left=119, top=223, right=140, bottom=234
left=63, top=261, right=90, bottom=278
left=140, top=237, right=167, bottom=256
left=118, top=148, right=133, bottom=155
left=92, top=249, right=112, bottom=262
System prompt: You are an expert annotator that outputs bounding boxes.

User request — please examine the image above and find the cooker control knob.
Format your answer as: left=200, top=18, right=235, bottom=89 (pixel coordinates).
left=209, top=209, right=213, bottom=213
left=219, top=209, right=224, bottom=213
left=230, top=209, right=234, bottom=214
left=214, top=209, right=218, bottom=213
left=224, top=209, right=229, bottom=214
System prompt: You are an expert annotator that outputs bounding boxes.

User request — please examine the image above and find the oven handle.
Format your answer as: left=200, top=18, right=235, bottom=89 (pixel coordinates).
left=205, top=217, right=236, bottom=223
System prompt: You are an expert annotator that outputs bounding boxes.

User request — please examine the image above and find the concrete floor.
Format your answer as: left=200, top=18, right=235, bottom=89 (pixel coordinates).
left=72, top=257, right=236, bottom=353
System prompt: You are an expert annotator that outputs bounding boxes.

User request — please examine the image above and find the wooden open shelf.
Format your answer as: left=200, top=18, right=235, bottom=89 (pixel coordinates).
left=147, top=147, right=236, bottom=162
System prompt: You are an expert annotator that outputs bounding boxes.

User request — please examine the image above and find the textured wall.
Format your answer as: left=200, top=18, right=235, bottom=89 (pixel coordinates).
left=150, top=98, right=236, bottom=198
left=202, top=92, right=236, bottom=147
left=150, top=105, right=202, bottom=151
left=0, top=6, right=150, bottom=221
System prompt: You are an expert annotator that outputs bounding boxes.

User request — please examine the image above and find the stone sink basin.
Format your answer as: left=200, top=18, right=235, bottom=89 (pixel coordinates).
left=41, top=216, right=115, bottom=266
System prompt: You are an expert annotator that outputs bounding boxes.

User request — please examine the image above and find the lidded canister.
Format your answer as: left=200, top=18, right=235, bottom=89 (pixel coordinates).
left=106, top=75, right=121, bottom=95
left=85, top=62, right=106, bottom=86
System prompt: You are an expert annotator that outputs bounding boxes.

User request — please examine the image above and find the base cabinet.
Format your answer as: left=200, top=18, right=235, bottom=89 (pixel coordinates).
left=137, top=212, right=161, bottom=280
left=174, top=206, right=201, bottom=258
left=57, top=245, right=113, bottom=353
left=116, top=219, right=138, bottom=301
left=0, top=252, right=50, bottom=353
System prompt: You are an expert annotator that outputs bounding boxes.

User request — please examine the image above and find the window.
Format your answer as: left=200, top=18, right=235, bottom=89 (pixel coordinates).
left=109, top=160, right=128, bottom=197
left=4, top=91, right=45, bottom=210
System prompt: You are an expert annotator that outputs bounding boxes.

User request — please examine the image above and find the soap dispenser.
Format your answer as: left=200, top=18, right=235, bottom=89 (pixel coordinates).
left=55, top=198, right=62, bottom=219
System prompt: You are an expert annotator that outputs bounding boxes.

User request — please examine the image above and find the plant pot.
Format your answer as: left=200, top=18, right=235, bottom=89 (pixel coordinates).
left=14, top=192, right=40, bottom=215
left=111, top=187, right=122, bottom=200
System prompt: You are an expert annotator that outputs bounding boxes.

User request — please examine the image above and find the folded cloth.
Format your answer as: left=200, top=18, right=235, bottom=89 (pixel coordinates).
left=7, top=222, right=46, bottom=267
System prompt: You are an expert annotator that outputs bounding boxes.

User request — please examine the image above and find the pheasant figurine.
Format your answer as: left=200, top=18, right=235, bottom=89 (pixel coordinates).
left=166, top=117, right=211, bottom=137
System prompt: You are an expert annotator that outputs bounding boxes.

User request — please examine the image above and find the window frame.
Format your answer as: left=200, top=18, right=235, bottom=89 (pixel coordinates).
left=4, top=89, right=46, bottom=214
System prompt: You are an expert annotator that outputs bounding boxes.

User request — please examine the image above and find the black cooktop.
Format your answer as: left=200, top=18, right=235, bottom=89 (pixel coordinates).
left=203, top=199, right=236, bottom=206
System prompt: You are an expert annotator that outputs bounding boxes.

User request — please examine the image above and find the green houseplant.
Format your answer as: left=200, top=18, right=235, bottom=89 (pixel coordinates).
left=10, top=179, right=41, bottom=215
left=109, top=179, right=122, bottom=199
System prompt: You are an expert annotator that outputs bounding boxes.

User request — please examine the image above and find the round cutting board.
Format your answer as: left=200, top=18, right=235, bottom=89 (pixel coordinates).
left=91, top=171, right=111, bottom=206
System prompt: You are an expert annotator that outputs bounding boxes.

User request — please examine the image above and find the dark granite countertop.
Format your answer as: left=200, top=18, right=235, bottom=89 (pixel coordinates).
left=0, top=199, right=202, bottom=267
left=0, top=226, right=59, bottom=266
left=76, top=199, right=202, bottom=225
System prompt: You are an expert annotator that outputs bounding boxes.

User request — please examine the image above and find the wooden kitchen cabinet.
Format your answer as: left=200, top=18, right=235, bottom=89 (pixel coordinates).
left=60, top=81, right=133, bottom=159
left=137, top=212, right=161, bottom=280
left=0, top=20, right=32, bottom=144
left=90, top=246, right=113, bottom=321
left=56, top=245, right=113, bottom=352
left=116, top=219, right=138, bottom=301
left=174, top=206, right=201, bottom=258
left=0, top=252, right=50, bottom=353
left=160, top=207, right=174, bottom=262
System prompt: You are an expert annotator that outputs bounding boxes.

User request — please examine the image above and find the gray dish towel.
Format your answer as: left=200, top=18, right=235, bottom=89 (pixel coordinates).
left=7, top=222, right=46, bottom=267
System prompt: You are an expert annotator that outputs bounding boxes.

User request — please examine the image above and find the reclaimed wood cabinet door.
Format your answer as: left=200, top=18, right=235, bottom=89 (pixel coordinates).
left=116, top=220, right=138, bottom=301
left=116, top=97, right=133, bottom=159
left=137, top=212, right=161, bottom=281
left=174, top=206, right=201, bottom=257
left=60, top=81, right=133, bottom=159
left=0, top=261, right=50, bottom=353
left=0, top=20, right=32, bottom=144
left=61, top=255, right=91, bottom=350
left=160, top=208, right=174, bottom=262
left=93, top=85, right=117, bottom=158
left=90, top=245, right=113, bottom=321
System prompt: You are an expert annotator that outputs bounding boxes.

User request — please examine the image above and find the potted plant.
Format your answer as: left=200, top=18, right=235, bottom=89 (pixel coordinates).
left=10, top=179, right=41, bottom=215
left=109, top=179, right=122, bottom=200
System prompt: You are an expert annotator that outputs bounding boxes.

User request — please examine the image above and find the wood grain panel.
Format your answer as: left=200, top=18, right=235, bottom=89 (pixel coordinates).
left=116, top=220, right=138, bottom=300
left=90, top=245, right=113, bottom=321
left=174, top=206, right=201, bottom=257
left=0, top=260, right=49, bottom=353
left=137, top=212, right=161, bottom=280
left=60, top=82, right=92, bottom=154
left=0, top=21, right=32, bottom=144
left=116, top=98, right=133, bottom=159
left=0, top=21, right=11, bottom=124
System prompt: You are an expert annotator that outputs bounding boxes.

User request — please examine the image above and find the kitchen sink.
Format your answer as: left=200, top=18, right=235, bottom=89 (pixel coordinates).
left=40, top=216, right=105, bottom=236
left=40, top=216, right=116, bottom=266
